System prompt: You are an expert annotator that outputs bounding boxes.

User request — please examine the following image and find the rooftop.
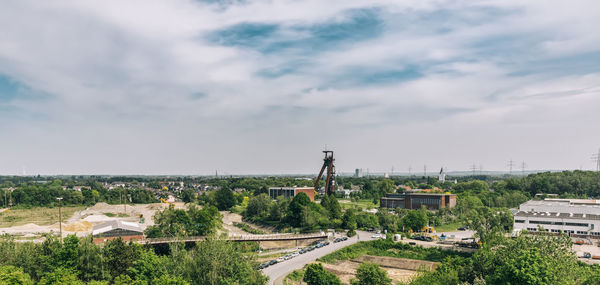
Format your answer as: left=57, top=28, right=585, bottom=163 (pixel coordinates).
left=92, top=220, right=143, bottom=236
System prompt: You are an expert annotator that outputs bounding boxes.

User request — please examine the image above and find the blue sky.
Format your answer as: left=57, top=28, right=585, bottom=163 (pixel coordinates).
left=0, top=0, right=599, bottom=175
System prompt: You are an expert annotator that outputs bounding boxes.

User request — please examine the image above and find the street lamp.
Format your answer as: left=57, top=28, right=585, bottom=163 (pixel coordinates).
left=56, top=197, right=63, bottom=242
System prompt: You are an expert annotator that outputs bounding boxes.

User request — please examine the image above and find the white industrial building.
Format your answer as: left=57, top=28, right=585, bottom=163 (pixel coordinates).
left=513, top=199, right=600, bottom=237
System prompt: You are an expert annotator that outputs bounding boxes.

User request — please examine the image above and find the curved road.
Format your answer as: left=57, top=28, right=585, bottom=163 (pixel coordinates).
left=262, top=231, right=372, bottom=285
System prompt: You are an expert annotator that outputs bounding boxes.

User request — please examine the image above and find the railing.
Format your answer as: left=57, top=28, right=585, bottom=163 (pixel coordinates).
left=139, top=232, right=328, bottom=245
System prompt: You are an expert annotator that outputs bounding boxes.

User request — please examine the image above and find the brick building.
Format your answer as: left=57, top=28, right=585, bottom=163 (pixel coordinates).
left=268, top=187, right=315, bottom=202
left=380, top=193, right=457, bottom=210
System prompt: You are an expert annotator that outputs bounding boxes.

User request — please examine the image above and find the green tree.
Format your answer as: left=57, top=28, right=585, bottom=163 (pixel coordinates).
left=402, top=210, right=428, bottom=232
left=303, top=263, right=342, bottom=285
left=38, top=267, right=83, bottom=285
left=245, top=194, right=272, bottom=221
left=287, top=193, right=311, bottom=227
left=214, top=188, right=236, bottom=210
left=0, top=266, right=34, bottom=285
left=77, top=238, right=104, bottom=282
left=464, top=207, right=513, bottom=243
left=321, top=194, right=342, bottom=220
left=128, top=249, right=169, bottom=283
left=352, top=262, right=391, bottom=285
left=342, top=208, right=357, bottom=230
left=103, top=238, right=140, bottom=279
left=178, top=239, right=267, bottom=285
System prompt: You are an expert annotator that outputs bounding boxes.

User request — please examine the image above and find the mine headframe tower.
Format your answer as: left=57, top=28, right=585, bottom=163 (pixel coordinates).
left=314, top=150, right=336, bottom=195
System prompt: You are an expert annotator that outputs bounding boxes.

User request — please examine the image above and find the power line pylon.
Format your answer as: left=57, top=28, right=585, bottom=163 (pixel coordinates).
left=592, top=148, right=600, bottom=172
left=507, top=159, right=515, bottom=175
left=521, top=161, right=527, bottom=175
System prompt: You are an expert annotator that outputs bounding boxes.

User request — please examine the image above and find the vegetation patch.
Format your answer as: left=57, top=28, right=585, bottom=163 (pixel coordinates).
left=0, top=206, right=86, bottom=228
left=234, top=222, right=265, bottom=234
left=318, top=239, right=471, bottom=264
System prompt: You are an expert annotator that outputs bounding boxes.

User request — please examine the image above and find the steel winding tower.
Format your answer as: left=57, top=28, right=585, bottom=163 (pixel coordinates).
left=314, top=151, right=336, bottom=195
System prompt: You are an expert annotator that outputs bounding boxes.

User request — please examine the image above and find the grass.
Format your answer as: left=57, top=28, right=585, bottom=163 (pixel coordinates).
left=435, top=222, right=462, bottom=232
left=339, top=199, right=377, bottom=210
left=0, top=206, right=86, bottom=227
left=234, top=222, right=265, bottom=234
left=318, top=239, right=471, bottom=264
left=103, top=212, right=129, bottom=218
left=284, top=269, right=305, bottom=285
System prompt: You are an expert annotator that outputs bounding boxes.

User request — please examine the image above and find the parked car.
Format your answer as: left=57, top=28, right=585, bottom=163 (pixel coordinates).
left=342, top=237, right=348, bottom=241
left=371, top=234, right=382, bottom=239
left=458, top=226, right=467, bottom=231
left=291, top=252, right=299, bottom=257
left=323, top=241, right=330, bottom=246
left=276, top=257, right=285, bottom=262
left=584, top=252, right=592, bottom=258
left=308, top=246, right=315, bottom=251
left=409, top=242, right=416, bottom=245
left=269, top=260, right=277, bottom=265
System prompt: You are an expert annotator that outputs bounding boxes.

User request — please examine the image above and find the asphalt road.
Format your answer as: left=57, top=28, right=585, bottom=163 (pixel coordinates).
left=262, top=231, right=373, bottom=285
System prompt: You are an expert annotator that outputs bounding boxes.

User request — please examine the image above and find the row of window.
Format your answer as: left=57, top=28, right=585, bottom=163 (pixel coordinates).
left=411, top=198, right=441, bottom=205
left=515, top=220, right=589, bottom=227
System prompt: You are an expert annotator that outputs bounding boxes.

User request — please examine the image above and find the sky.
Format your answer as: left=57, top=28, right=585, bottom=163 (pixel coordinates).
left=1, top=0, right=600, bottom=175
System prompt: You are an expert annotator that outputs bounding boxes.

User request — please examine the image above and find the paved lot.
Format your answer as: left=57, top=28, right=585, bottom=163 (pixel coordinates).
left=262, top=231, right=373, bottom=285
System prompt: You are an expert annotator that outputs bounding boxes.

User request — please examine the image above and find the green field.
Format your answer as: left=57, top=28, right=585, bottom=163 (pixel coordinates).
left=435, top=222, right=462, bottom=232
left=339, top=199, right=377, bottom=210
left=0, top=206, right=86, bottom=227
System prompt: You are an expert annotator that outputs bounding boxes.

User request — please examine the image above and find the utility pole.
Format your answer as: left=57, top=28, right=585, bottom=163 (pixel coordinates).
left=56, top=197, right=63, bottom=243
left=507, top=159, right=515, bottom=175
left=423, top=165, right=427, bottom=177
left=470, top=164, right=477, bottom=176
left=408, top=166, right=412, bottom=176
left=592, top=148, right=600, bottom=172
left=123, top=188, right=127, bottom=213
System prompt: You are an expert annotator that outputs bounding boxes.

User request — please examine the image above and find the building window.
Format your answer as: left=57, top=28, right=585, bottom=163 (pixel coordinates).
left=515, top=220, right=525, bottom=223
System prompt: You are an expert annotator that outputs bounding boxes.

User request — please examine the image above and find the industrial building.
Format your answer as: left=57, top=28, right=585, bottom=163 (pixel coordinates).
left=513, top=199, right=600, bottom=238
left=380, top=192, right=457, bottom=210
left=92, top=220, right=144, bottom=243
left=269, top=187, right=315, bottom=202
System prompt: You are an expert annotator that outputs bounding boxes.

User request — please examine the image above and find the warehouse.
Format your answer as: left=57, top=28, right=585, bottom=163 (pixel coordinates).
left=513, top=199, right=600, bottom=237
left=380, top=192, right=457, bottom=210
left=92, top=220, right=144, bottom=243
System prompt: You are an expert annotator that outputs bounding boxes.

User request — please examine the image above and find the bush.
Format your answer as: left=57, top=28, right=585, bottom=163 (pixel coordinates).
left=347, top=230, right=357, bottom=237
left=304, top=263, right=342, bottom=285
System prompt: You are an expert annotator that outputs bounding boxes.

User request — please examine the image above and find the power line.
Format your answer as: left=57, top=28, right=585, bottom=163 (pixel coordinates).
left=507, top=159, right=515, bottom=175
left=592, top=148, right=600, bottom=172
left=470, top=163, right=478, bottom=176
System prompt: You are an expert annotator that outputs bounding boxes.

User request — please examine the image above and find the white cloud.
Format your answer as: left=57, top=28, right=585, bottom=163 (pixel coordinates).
left=0, top=0, right=599, bottom=174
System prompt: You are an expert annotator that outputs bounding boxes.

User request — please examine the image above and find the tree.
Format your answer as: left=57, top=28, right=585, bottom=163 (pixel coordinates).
left=38, top=268, right=83, bottom=285
left=245, top=194, right=272, bottom=221
left=377, top=179, right=395, bottom=196
left=287, top=193, right=311, bottom=227
left=303, top=263, right=342, bottom=285
left=0, top=266, right=34, bottom=285
left=103, top=238, right=140, bottom=278
left=214, top=188, right=236, bottom=210
left=181, top=190, right=194, bottom=203
left=402, top=210, right=428, bottom=232
left=77, top=238, right=104, bottom=282
left=321, top=194, right=342, bottom=219
left=128, top=249, right=169, bottom=283
left=352, top=262, right=391, bottom=285
left=464, top=207, right=513, bottom=243
left=342, top=208, right=357, bottom=231
left=179, top=239, right=268, bottom=285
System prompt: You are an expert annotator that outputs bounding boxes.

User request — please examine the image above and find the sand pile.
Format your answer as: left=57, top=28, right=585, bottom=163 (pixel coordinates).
left=64, top=221, right=93, bottom=232
left=50, top=221, right=93, bottom=232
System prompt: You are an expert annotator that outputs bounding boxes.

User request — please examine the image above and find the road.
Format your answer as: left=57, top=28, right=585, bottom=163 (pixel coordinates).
left=262, top=231, right=372, bottom=285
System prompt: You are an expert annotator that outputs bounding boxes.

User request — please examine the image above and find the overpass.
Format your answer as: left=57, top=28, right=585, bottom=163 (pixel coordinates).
left=140, top=232, right=329, bottom=245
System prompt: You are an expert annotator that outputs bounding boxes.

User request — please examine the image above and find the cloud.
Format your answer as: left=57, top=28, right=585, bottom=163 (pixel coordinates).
left=0, top=0, right=599, bottom=174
